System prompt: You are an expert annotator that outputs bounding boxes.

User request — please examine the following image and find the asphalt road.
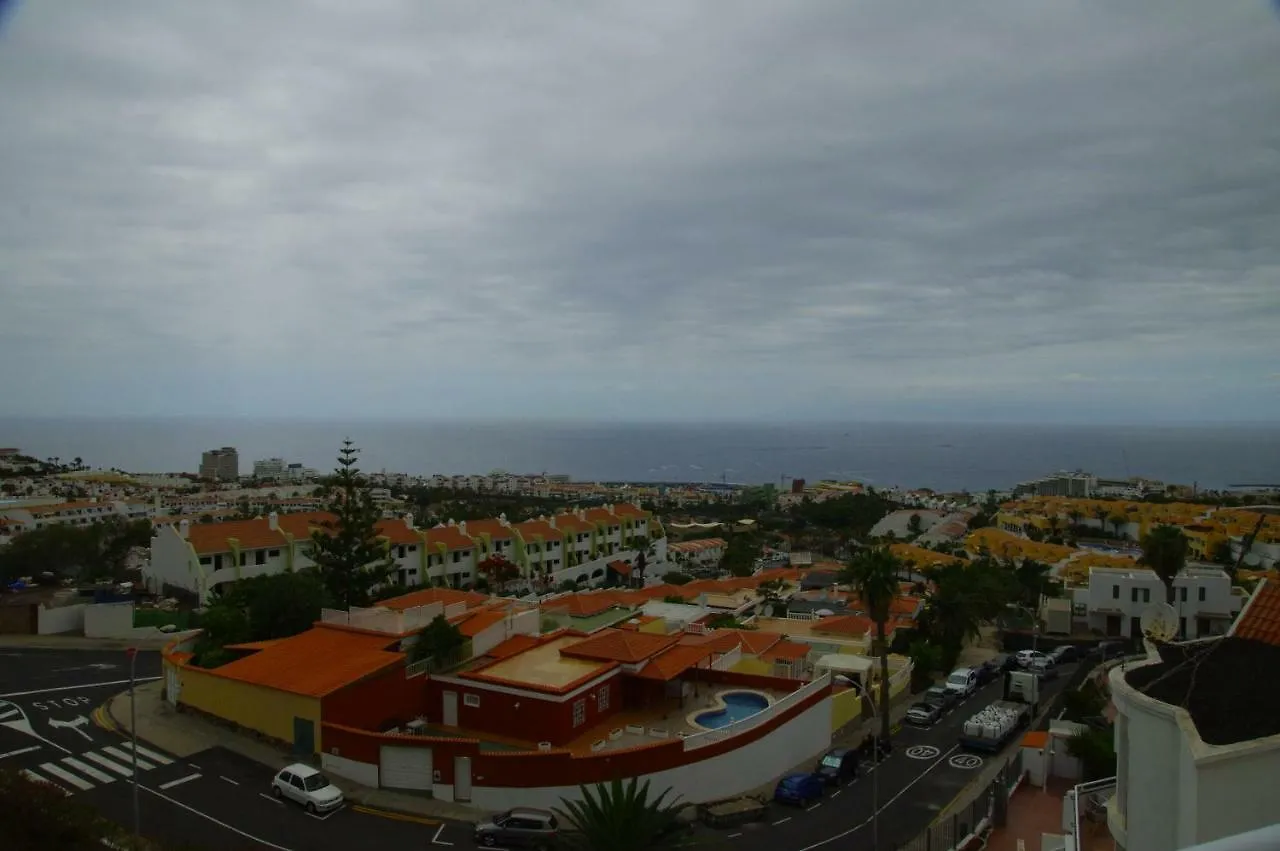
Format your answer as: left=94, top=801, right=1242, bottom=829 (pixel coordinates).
left=0, top=648, right=461, bottom=851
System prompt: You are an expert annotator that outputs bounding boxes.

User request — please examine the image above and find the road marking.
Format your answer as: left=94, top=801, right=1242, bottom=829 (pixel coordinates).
left=131, top=744, right=174, bottom=765
left=906, top=744, right=941, bottom=760
left=48, top=715, right=94, bottom=741
left=0, top=707, right=19, bottom=721
left=140, top=784, right=294, bottom=851
left=188, top=763, right=201, bottom=771
left=773, top=816, right=793, bottom=826
left=431, top=824, right=454, bottom=845
left=84, top=751, right=133, bottom=776
left=62, top=756, right=114, bottom=784
left=104, top=745, right=154, bottom=770
left=727, top=833, right=743, bottom=839
left=794, top=744, right=960, bottom=851
left=0, top=677, right=162, bottom=699
left=351, top=804, right=439, bottom=825
left=21, top=768, right=70, bottom=795
left=221, top=776, right=240, bottom=785
left=831, top=789, right=841, bottom=798
left=949, top=754, right=983, bottom=770
left=260, top=792, right=285, bottom=805
left=0, top=745, right=41, bottom=759
left=307, top=804, right=345, bottom=821
left=159, top=773, right=202, bottom=790
left=807, top=803, right=822, bottom=811
left=40, top=761, right=94, bottom=790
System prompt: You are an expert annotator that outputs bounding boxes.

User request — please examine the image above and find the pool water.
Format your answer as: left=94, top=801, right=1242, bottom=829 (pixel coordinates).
left=694, top=692, right=770, bottom=729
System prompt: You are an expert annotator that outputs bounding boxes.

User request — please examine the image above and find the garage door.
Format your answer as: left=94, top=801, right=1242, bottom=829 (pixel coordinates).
left=379, top=745, right=432, bottom=791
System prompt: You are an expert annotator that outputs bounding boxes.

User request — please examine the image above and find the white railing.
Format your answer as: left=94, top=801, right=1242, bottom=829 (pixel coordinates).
left=712, top=646, right=742, bottom=671
left=405, top=659, right=429, bottom=679
left=682, top=672, right=832, bottom=751
left=1068, top=776, right=1116, bottom=841
left=786, top=611, right=819, bottom=621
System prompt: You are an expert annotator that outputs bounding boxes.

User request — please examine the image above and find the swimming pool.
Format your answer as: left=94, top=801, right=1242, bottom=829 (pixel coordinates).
left=692, top=691, right=770, bottom=730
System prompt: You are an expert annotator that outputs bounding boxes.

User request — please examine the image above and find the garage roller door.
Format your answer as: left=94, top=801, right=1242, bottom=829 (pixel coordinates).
left=379, top=745, right=432, bottom=791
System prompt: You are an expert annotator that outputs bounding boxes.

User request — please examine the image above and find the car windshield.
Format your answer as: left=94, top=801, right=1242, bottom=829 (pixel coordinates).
left=821, top=754, right=843, bottom=768
left=947, top=674, right=967, bottom=686
left=910, top=703, right=932, bottom=713
left=302, top=774, right=330, bottom=792
left=926, top=688, right=947, bottom=699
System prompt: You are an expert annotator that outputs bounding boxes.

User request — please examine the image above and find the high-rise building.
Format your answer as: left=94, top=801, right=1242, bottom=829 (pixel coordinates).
left=253, top=457, right=286, bottom=479
left=199, top=447, right=239, bottom=481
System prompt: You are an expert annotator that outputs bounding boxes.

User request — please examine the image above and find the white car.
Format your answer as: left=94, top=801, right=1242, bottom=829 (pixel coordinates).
left=944, top=667, right=978, bottom=698
left=1015, top=650, right=1049, bottom=668
left=271, top=764, right=344, bottom=814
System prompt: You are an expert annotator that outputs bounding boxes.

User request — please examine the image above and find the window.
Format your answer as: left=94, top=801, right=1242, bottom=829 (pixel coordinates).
left=199, top=556, right=212, bottom=566
left=1112, top=585, right=1119, bottom=599
left=1199, top=586, right=1206, bottom=602
left=572, top=699, right=586, bottom=727
left=452, top=551, right=461, bottom=563
left=408, top=545, right=417, bottom=553
left=268, top=549, right=280, bottom=558
left=397, top=546, right=406, bottom=558
left=1179, top=587, right=1187, bottom=602
left=1130, top=588, right=1138, bottom=603
left=255, top=550, right=266, bottom=566
left=238, top=553, right=247, bottom=567
left=1142, top=588, right=1151, bottom=604
left=597, top=686, right=610, bottom=712
left=463, top=693, right=481, bottom=708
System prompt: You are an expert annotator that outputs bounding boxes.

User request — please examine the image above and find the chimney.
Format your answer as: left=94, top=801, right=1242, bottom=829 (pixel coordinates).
left=448, top=519, right=456, bottom=527
left=404, top=513, right=415, bottom=530
left=268, top=512, right=279, bottom=531
left=499, top=513, right=509, bottom=527
left=549, top=516, right=556, bottom=529
left=178, top=520, right=190, bottom=539
left=460, top=520, right=468, bottom=536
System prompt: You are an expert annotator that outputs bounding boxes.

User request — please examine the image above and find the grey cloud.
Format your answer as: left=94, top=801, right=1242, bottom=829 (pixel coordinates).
left=0, top=0, right=1278, bottom=421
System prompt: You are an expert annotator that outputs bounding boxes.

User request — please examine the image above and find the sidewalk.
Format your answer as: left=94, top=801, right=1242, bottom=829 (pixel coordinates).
left=103, top=680, right=483, bottom=822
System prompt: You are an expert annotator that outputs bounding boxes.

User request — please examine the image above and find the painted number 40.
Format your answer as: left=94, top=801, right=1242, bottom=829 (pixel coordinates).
left=32, top=696, right=91, bottom=711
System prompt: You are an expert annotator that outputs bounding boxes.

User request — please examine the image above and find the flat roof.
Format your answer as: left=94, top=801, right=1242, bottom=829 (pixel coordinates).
left=464, top=635, right=615, bottom=694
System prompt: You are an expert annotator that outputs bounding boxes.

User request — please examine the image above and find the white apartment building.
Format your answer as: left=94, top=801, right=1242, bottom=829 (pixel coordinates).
left=0, top=499, right=127, bottom=531
left=1075, top=566, right=1246, bottom=640
left=253, top=458, right=286, bottom=478
left=667, top=538, right=726, bottom=569
left=1107, top=580, right=1280, bottom=851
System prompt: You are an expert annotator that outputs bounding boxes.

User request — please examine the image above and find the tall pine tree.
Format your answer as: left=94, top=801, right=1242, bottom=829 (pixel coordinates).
left=310, top=440, right=396, bottom=608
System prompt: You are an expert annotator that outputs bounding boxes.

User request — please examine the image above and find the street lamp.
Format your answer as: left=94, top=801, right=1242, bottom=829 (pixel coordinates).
left=853, top=680, right=882, bottom=851
left=127, top=646, right=139, bottom=840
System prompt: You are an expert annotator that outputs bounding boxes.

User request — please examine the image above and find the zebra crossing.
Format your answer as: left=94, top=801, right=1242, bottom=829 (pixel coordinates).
left=20, top=743, right=174, bottom=795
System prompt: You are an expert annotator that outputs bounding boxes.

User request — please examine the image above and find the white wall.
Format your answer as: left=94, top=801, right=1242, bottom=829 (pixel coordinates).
left=438, top=694, right=833, bottom=809
left=322, top=752, right=379, bottom=788
left=84, top=602, right=135, bottom=638
left=37, top=603, right=86, bottom=635
left=470, top=608, right=540, bottom=658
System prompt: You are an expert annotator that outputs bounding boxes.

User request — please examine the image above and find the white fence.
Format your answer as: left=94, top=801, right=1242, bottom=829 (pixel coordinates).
left=682, top=672, right=832, bottom=751
left=712, top=646, right=742, bottom=671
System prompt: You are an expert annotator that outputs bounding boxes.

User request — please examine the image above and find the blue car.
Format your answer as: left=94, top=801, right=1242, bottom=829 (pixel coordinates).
left=773, top=772, right=824, bottom=806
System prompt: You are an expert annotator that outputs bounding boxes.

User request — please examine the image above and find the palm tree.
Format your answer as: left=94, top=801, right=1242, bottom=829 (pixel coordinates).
left=1140, top=524, right=1188, bottom=605
left=842, top=546, right=899, bottom=745
left=554, top=778, right=682, bottom=851
left=1108, top=513, right=1128, bottom=539
left=1092, top=505, right=1108, bottom=532
left=1067, top=508, right=1084, bottom=529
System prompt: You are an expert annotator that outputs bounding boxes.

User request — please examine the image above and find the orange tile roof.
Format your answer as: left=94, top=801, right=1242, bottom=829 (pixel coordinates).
left=679, top=630, right=744, bottom=653
left=633, top=644, right=715, bottom=681
left=761, top=639, right=811, bottom=662
left=456, top=609, right=508, bottom=638
left=424, top=524, right=476, bottom=551
left=612, top=503, right=649, bottom=520
left=723, top=629, right=782, bottom=656
left=551, top=513, right=594, bottom=534
left=223, top=639, right=285, bottom=651
left=618, top=614, right=663, bottom=632
left=1021, top=730, right=1050, bottom=749
left=210, top=625, right=403, bottom=697
left=185, top=519, right=285, bottom=555
left=484, top=633, right=546, bottom=659
left=514, top=518, right=559, bottom=541
left=375, top=518, right=424, bottom=546
left=584, top=507, right=621, bottom=525
left=559, top=629, right=678, bottom=664
left=1233, top=580, right=1280, bottom=646
left=463, top=518, right=516, bottom=541
left=608, top=560, right=632, bottom=576
left=378, top=587, right=491, bottom=612
left=542, top=592, right=629, bottom=618
left=812, top=614, right=876, bottom=638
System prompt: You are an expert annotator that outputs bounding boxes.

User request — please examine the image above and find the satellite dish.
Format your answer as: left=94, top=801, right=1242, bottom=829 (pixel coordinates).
left=1139, top=603, right=1179, bottom=642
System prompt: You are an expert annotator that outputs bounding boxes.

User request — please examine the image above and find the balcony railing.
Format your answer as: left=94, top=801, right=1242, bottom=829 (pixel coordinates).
left=1068, top=776, right=1117, bottom=842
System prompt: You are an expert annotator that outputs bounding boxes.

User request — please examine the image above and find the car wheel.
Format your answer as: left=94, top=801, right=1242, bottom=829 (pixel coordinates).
left=306, top=801, right=316, bottom=814
left=480, top=836, right=497, bottom=847
left=271, top=785, right=282, bottom=798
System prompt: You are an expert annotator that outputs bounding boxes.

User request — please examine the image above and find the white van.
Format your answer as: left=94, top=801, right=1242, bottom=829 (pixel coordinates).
left=944, top=667, right=978, bottom=698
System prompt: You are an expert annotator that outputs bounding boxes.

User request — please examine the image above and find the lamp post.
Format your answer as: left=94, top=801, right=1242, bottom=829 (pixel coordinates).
left=855, top=680, right=881, bottom=851
left=127, top=646, right=139, bottom=840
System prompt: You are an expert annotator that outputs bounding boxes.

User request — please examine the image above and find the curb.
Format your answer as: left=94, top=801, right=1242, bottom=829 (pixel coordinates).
left=91, top=703, right=120, bottom=734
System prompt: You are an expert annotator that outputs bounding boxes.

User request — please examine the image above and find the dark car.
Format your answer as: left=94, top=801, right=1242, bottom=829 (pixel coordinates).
left=814, top=747, right=859, bottom=786
left=1090, top=640, right=1126, bottom=660
left=1050, top=645, right=1078, bottom=664
left=774, top=772, right=825, bottom=806
left=975, top=658, right=1000, bottom=684
left=923, top=685, right=957, bottom=711
left=473, top=808, right=559, bottom=848
left=905, top=700, right=943, bottom=727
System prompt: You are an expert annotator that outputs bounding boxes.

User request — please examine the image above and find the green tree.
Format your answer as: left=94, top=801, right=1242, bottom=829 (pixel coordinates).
left=191, top=602, right=251, bottom=668
left=477, top=555, right=519, bottom=590
left=309, top=440, right=396, bottom=608
left=1140, top=524, right=1188, bottom=605
left=907, top=639, right=942, bottom=692
left=756, top=577, right=787, bottom=617
left=1092, top=505, right=1108, bottom=533
left=0, top=767, right=109, bottom=850
left=841, top=547, right=899, bottom=744
left=409, top=614, right=466, bottom=667
left=554, top=777, right=682, bottom=851
left=661, top=571, right=692, bottom=585
left=1067, top=727, right=1117, bottom=781
left=1210, top=539, right=1235, bottom=568
left=226, top=571, right=330, bottom=641
left=1067, top=508, right=1084, bottom=528
left=1012, top=558, right=1051, bottom=609
left=719, top=531, right=762, bottom=577
left=907, top=513, right=922, bottom=537
left=1108, top=512, right=1128, bottom=539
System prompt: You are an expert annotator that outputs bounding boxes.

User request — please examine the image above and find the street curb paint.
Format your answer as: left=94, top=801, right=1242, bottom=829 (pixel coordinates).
left=91, top=703, right=119, bottom=733
left=350, top=804, right=440, bottom=825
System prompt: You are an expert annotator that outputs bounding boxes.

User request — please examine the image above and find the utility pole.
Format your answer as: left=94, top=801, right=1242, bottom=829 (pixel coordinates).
left=128, top=646, right=139, bottom=840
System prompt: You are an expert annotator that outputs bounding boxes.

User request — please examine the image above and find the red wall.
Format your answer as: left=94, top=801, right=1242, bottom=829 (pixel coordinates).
left=321, top=676, right=829, bottom=788
left=423, top=674, right=619, bottom=746
left=322, top=663, right=426, bottom=732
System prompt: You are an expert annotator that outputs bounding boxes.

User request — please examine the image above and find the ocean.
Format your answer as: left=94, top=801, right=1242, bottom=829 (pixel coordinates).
left=2, top=418, right=1277, bottom=494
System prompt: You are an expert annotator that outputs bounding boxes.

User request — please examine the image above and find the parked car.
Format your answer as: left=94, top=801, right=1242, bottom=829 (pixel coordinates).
left=923, top=685, right=957, bottom=712
left=975, top=658, right=1000, bottom=684
left=1030, top=657, right=1059, bottom=680
left=944, top=667, right=978, bottom=698
left=473, top=808, right=559, bottom=848
left=1015, top=649, right=1049, bottom=668
left=270, top=764, right=344, bottom=814
left=905, top=700, right=944, bottom=727
left=1050, top=645, right=1077, bottom=664
left=1089, top=640, right=1126, bottom=660
left=814, top=747, right=859, bottom=786
left=774, top=772, right=825, bottom=806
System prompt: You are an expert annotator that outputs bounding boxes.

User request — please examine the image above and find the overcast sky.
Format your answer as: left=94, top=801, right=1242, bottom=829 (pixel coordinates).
left=1, top=1, right=1277, bottom=424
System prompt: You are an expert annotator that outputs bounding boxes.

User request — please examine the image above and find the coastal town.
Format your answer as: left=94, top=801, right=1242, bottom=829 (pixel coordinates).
left=1, top=442, right=1278, bottom=851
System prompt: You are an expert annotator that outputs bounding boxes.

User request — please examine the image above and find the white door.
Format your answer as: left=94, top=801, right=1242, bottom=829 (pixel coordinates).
left=379, top=745, right=432, bottom=791
left=442, top=691, right=459, bottom=727
left=454, top=756, right=472, bottom=802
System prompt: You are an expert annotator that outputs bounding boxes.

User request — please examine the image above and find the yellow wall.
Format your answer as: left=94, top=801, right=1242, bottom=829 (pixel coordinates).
left=638, top=618, right=668, bottom=635
left=170, top=661, right=322, bottom=751
left=831, top=688, right=862, bottom=732
left=730, top=656, right=773, bottom=676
